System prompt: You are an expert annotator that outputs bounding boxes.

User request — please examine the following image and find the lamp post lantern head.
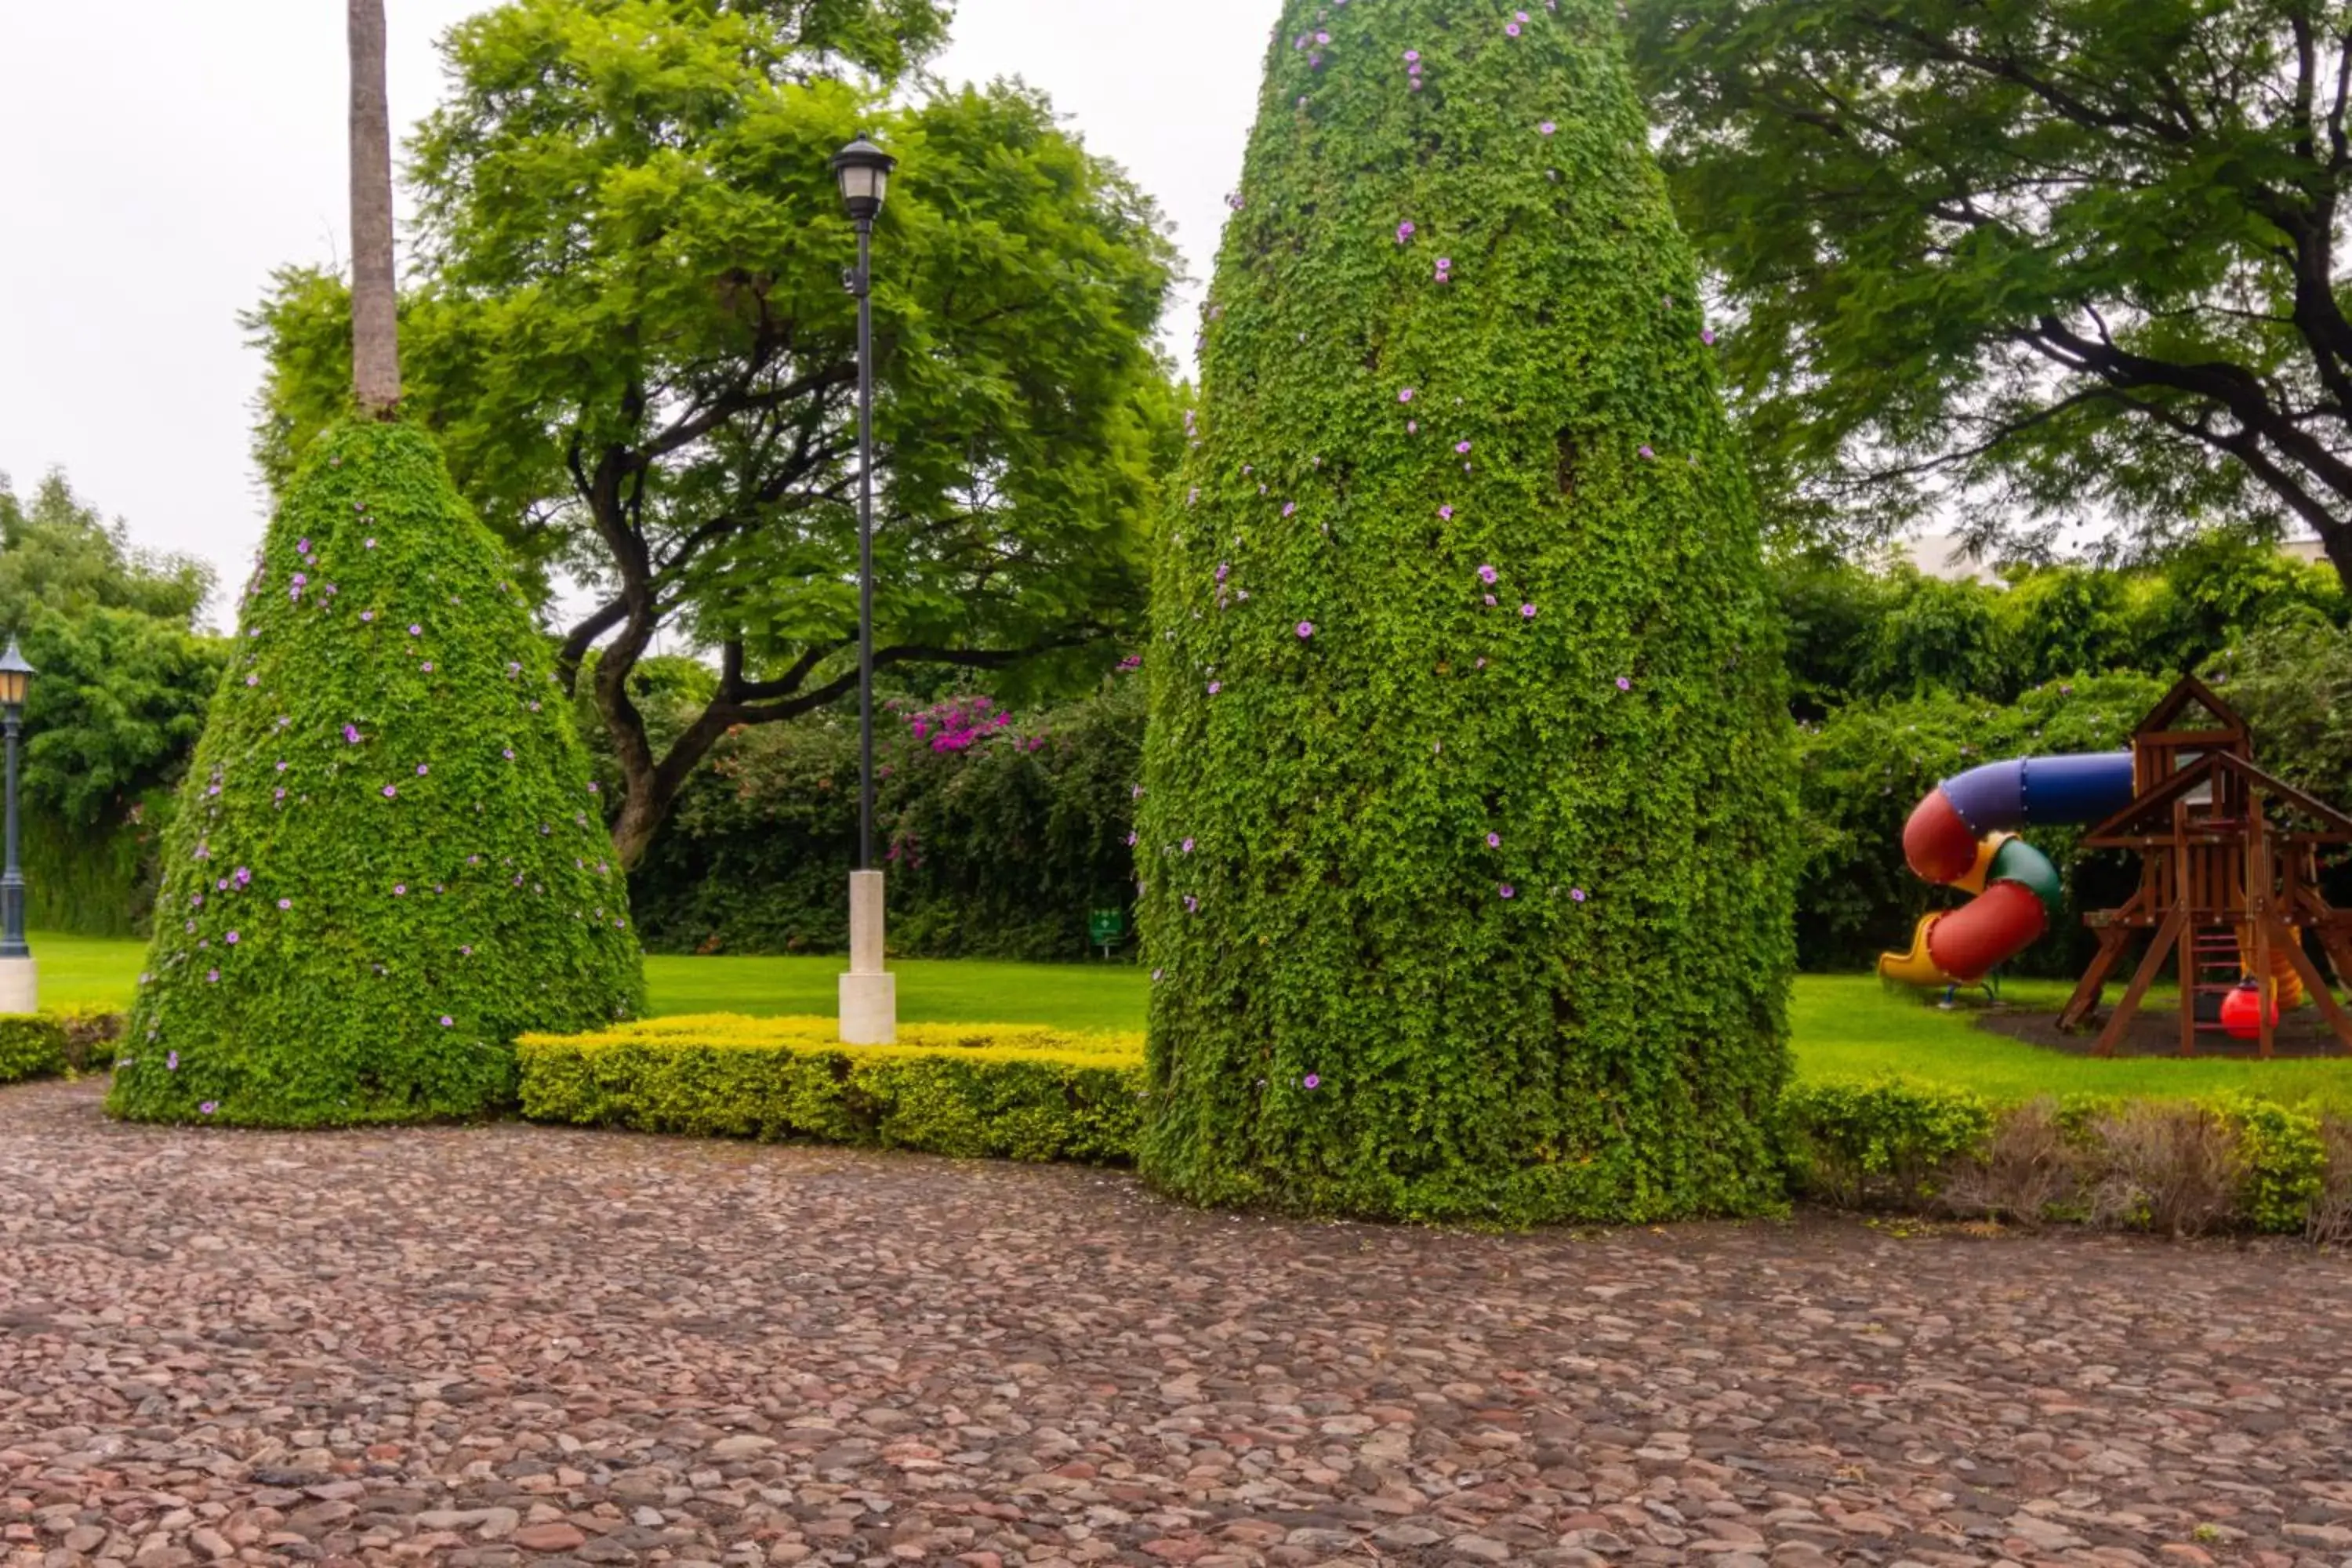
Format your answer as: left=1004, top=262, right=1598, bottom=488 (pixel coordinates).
left=831, top=134, right=896, bottom=223
left=0, top=641, right=34, bottom=710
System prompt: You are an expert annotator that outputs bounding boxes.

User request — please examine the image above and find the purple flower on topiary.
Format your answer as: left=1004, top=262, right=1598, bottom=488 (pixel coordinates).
left=1570, top=887, right=1588, bottom=902
left=1500, top=884, right=1515, bottom=899
left=277, top=898, right=290, bottom=910
left=1639, top=445, right=1656, bottom=459
left=408, top=623, right=423, bottom=637
left=1478, top=564, right=1497, bottom=584
left=1521, top=603, right=1537, bottom=618
left=1701, top=328, right=1717, bottom=346
left=199, top=1102, right=216, bottom=1115
left=394, top=883, right=407, bottom=896
left=296, top=537, right=310, bottom=553
left=166, top=1051, right=179, bottom=1071
left=1439, top=505, right=1454, bottom=521
left=440, top=1015, right=454, bottom=1028
left=1540, top=120, right=1556, bottom=135
left=1399, top=387, right=1415, bottom=403
left=205, top=970, right=219, bottom=983
left=344, top=724, right=361, bottom=743
left=1616, top=675, right=1632, bottom=691
left=245, top=673, right=260, bottom=687
left=1297, top=621, right=1315, bottom=639
left=1505, top=20, right=1521, bottom=34
left=1207, top=681, right=1221, bottom=695
left=1486, top=833, right=1501, bottom=848
left=224, top=931, right=239, bottom=946
left=1397, top=220, right=1416, bottom=242
left=1304, top=1074, right=1322, bottom=1090
left=1181, top=837, right=1195, bottom=852
left=382, top=784, right=397, bottom=799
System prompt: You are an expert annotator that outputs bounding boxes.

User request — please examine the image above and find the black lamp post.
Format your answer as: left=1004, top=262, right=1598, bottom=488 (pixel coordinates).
left=0, top=639, right=35, bottom=965
left=831, top=132, right=898, bottom=1043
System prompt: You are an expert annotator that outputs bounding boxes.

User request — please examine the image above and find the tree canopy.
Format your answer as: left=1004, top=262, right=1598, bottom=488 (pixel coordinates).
left=0, top=473, right=221, bottom=830
left=1629, top=0, right=2352, bottom=583
left=249, top=0, right=1179, bottom=866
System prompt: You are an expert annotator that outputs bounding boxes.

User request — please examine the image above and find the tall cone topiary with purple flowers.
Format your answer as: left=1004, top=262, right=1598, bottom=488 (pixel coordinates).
left=107, top=421, right=644, bottom=1125
left=1135, top=0, right=1796, bottom=1221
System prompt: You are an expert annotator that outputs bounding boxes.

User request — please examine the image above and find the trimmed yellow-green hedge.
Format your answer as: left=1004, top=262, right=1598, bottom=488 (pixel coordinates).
left=516, top=1014, right=1146, bottom=1164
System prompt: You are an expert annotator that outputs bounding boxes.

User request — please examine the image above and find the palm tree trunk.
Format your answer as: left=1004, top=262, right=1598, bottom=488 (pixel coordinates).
left=348, top=0, right=401, bottom=416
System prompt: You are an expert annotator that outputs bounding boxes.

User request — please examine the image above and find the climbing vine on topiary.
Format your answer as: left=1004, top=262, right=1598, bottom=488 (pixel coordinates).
left=1135, top=0, right=1797, bottom=1223
left=108, top=422, right=644, bottom=1126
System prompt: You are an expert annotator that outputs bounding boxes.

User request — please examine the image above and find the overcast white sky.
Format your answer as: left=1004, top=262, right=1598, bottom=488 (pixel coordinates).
left=0, top=0, right=1265, bottom=628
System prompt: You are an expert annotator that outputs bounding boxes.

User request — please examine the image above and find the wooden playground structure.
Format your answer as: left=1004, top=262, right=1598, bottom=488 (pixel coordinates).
left=2057, top=677, right=2352, bottom=1057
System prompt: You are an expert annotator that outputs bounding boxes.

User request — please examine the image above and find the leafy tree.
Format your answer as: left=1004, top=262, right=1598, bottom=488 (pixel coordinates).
left=0, top=472, right=223, bottom=844
left=1136, top=0, right=1795, bottom=1224
left=1629, top=0, right=2352, bottom=584
left=249, top=0, right=1178, bottom=868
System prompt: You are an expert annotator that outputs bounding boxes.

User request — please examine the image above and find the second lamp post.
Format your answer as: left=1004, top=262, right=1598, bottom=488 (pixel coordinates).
left=832, top=132, right=898, bottom=1045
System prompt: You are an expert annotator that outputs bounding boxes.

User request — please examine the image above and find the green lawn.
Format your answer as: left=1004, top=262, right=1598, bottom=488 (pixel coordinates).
left=36, top=931, right=2352, bottom=1105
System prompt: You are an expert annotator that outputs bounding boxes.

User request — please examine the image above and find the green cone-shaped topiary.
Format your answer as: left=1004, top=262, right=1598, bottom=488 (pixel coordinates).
left=108, top=421, right=644, bottom=1125
left=1135, top=0, right=1796, bottom=1222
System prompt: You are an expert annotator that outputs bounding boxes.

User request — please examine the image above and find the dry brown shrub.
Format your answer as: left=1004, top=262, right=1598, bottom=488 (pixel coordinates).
left=1938, top=1098, right=2080, bottom=1226
left=2085, top=1101, right=2243, bottom=1237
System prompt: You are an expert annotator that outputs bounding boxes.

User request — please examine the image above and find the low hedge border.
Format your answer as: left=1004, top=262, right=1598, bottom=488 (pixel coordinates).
left=515, top=1014, right=1147, bottom=1164
left=516, top=1021, right=2352, bottom=1240
left=0, top=1007, right=125, bottom=1087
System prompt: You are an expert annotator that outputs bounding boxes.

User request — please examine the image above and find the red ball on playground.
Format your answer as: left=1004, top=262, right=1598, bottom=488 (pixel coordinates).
left=2220, top=980, right=2279, bottom=1041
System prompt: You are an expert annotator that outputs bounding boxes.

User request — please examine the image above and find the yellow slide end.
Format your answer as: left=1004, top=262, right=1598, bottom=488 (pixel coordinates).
left=1878, top=913, right=1961, bottom=989
left=2237, top=927, right=2308, bottom=1010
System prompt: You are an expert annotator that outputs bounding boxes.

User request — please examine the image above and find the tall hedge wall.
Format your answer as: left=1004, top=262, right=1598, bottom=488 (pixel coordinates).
left=1135, top=0, right=1796, bottom=1222
left=108, top=422, right=644, bottom=1126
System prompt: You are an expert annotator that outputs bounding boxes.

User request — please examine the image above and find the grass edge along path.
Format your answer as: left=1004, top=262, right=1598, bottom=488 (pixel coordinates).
left=27, top=934, right=2352, bottom=1108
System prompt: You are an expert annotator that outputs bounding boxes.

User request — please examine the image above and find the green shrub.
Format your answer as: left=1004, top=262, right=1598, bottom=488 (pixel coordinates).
left=108, top=422, right=644, bottom=1127
left=1136, top=0, right=1796, bottom=1225
left=0, top=1015, right=68, bottom=1085
left=0, top=1007, right=124, bottom=1085
left=517, top=1015, right=1146, bottom=1163
left=630, top=678, right=1144, bottom=960
left=1778, top=1078, right=1995, bottom=1208
left=2219, top=1097, right=2326, bottom=1235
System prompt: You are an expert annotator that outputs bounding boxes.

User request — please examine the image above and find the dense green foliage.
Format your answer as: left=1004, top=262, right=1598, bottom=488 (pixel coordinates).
left=1795, top=673, right=2170, bottom=973
left=248, top=0, right=1178, bottom=866
left=1779, top=542, right=2345, bottom=718
left=627, top=676, right=1143, bottom=958
left=109, top=423, right=644, bottom=1127
left=0, top=474, right=225, bottom=933
left=0, top=1014, right=69, bottom=1085
left=1628, top=0, right=2352, bottom=574
left=517, top=1014, right=1145, bottom=1162
left=1135, top=0, right=1795, bottom=1224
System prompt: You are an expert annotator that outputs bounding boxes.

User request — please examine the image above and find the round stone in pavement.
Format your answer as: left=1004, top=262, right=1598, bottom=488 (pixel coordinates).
left=0, top=1076, right=2347, bottom=1567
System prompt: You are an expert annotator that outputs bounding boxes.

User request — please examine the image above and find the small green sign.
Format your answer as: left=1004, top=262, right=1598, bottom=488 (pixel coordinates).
left=1088, top=908, right=1126, bottom=948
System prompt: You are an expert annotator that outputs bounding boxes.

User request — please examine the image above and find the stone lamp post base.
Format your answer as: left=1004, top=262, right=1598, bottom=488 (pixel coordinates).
left=0, top=956, right=37, bottom=1014
left=838, top=869, right=896, bottom=1044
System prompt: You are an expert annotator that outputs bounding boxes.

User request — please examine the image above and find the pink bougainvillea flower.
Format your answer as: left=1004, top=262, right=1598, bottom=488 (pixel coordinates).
left=1304, top=1073, right=1322, bottom=1089
left=382, top=784, right=397, bottom=799
left=1521, top=603, right=1537, bottom=618
left=1486, top=833, right=1501, bottom=848
left=1397, top=220, right=1417, bottom=245
left=1505, top=21, right=1521, bottom=34
left=1570, top=887, right=1588, bottom=902
left=1439, top=505, right=1454, bottom=521
left=343, top=724, right=361, bottom=743
left=1403, top=48, right=1420, bottom=61
left=1499, top=884, right=1516, bottom=899
left=1478, top=564, right=1497, bottom=584
left=1455, top=441, right=1472, bottom=455
left=200, top=1102, right=217, bottom=1115
left=1701, top=328, right=1717, bottom=345
left=1616, top=675, right=1632, bottom=691
left=1638, top=445, right=1656, bottom=459
left=1399, top=387, right=1415, bottom=403
left=1296, top=620, right=1315, bottom=638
